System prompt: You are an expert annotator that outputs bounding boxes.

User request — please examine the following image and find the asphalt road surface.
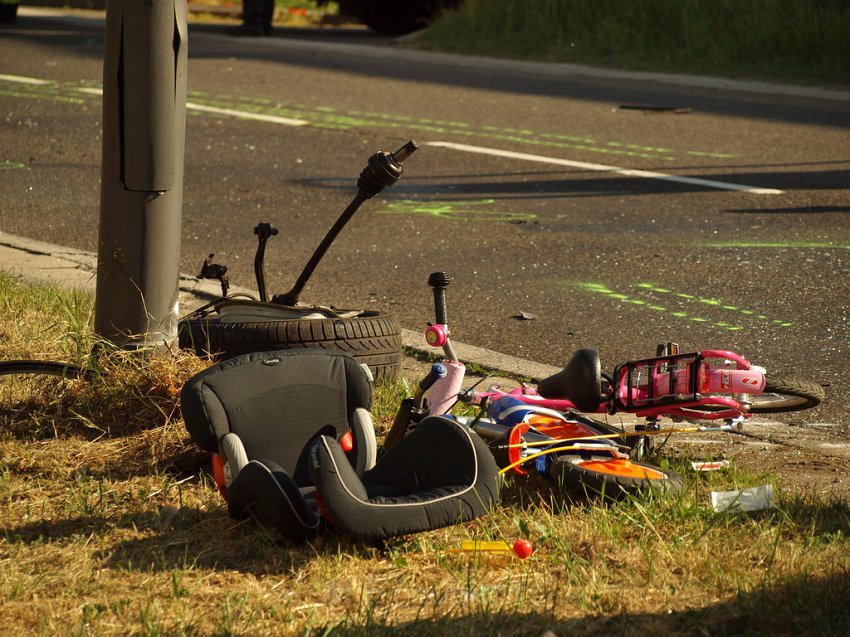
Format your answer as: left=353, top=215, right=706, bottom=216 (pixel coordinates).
left=1, top=9, right=848, bottom=425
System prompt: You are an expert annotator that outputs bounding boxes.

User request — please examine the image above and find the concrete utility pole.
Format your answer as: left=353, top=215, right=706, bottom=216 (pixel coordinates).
left=94, top=0, right=188, bottom=350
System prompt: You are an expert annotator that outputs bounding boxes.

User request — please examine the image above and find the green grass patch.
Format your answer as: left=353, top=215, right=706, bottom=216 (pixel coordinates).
left=1, top=272, right=849, bottom=635
left=417, top=0, right=850, bottom=86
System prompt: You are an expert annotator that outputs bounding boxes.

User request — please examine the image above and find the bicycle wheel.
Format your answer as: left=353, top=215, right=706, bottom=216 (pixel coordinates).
left=748, top=376, right=824, bottom=413
left=549, top=454, right=684, bottom=496
left=0, top=360, right=92, bottom=380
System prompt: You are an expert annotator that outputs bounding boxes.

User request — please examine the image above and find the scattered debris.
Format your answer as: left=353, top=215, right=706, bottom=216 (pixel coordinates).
left=711, top=484, right=775, bottom=513
left=691, top=460, right=731, bottom=472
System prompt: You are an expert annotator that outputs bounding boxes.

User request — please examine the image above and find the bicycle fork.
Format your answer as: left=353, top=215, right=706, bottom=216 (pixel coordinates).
left=424, top=271, right=466, bottom=416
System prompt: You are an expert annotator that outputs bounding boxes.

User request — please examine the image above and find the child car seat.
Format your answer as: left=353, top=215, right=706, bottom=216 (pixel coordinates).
left=181, top=349, right=377, bottom=542
left=181, top=349, right=499, bottom=542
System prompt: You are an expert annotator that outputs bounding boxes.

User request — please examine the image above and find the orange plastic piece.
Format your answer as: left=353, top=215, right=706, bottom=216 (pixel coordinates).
left=577, top=458, right=665, bottom=480
left=211, top=453, right=228, bottom=500
left=527, top=415, right=597, bottom=440
left=507, top=423, right=530, bottom=475
left=340, top=431, right=353, bottom=452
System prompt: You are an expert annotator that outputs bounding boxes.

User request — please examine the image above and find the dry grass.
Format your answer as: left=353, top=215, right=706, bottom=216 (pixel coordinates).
left=2, top=273, right=849, bottom=635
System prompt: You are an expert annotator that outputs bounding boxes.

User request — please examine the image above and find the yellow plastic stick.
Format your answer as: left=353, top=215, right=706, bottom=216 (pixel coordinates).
left=451, top=540, right=512, bottom=553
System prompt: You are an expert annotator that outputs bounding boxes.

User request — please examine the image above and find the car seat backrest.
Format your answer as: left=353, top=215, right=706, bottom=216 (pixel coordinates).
left=182, top=349, right=373, bottom=486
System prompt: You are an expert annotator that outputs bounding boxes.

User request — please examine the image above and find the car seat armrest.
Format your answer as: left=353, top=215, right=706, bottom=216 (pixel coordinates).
left=227, top=459, right=321, bottom=542
left=310, top=436, right=369, bottom=503
left=220, top=432, right=249, bottom=484
left=350, top=407, right=377, bottom=473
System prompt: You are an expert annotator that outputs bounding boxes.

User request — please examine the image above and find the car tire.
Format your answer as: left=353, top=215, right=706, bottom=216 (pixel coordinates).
left=178, top=313, right=403, bottom=381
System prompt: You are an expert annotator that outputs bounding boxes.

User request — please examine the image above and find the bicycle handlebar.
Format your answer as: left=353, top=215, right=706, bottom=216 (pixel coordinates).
left=414, top=362, right=447, bottom=410
left=428, top=271, right=451, bottom=326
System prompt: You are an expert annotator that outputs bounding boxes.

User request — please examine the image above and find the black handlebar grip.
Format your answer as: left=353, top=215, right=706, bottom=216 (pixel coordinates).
left=419, top=362, right=447, bottom=392
left=428, top=271, right=452, bottom=326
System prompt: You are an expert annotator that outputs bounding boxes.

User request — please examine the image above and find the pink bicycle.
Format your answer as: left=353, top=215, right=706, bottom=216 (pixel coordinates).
left=461, top=343, right=823, bottom=487
left=404, top=272, right=824, bottom=495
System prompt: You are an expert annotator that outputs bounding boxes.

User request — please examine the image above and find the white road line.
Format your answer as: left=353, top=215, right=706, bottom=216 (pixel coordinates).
left=426, top=140, right=785, bottom=195
left=184, top=103, right=307, bottom=127
left=74, top=86, right=309, bottom=127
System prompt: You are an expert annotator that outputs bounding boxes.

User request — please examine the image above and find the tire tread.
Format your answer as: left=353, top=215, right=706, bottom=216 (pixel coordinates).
left=179, top=313, right=402, bottom=380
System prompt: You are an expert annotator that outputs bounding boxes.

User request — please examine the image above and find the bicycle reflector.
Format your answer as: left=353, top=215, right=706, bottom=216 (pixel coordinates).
left=506, top=423, right=531, bottom=475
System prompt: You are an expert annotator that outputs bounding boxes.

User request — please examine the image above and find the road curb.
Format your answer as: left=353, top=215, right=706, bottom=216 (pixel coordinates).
left=0, top=230, right=559, bottom=381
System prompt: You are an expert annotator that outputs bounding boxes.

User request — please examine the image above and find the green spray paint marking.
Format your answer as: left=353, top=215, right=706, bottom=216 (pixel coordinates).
left=0, top=78, right=739, bottom=163
left=635, top=282, right=794, bottom=327
left=0, top=87, right=86, bottom=105
left=0, top=161, right=26, bottom=170
left=183, top=91, right=729, bottom=161
left=575, top=282, right=745, bottom=331
left=685, top=150, right=739, bottom=159
left=377, top=199, right=538, bottom=223
left=704, top=241, right=850, bottom=251
left=574, top=281, right=795, bottom=331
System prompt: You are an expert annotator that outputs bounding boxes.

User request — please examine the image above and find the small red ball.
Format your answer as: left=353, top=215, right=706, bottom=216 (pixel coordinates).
left=512, top=539, right=533, bottom=559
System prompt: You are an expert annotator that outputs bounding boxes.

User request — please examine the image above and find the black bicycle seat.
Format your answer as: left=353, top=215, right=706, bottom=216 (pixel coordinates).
left=537, top=348, right=603, bottom=412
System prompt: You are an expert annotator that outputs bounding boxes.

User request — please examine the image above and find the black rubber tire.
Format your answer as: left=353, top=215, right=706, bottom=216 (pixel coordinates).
left=0, top=360, right=92, bottom=380
left=549, top=454, right=684, bottom=497
left=748, top=376, right=824, bottom=413
left=178, top=313, right=403, bottom=381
